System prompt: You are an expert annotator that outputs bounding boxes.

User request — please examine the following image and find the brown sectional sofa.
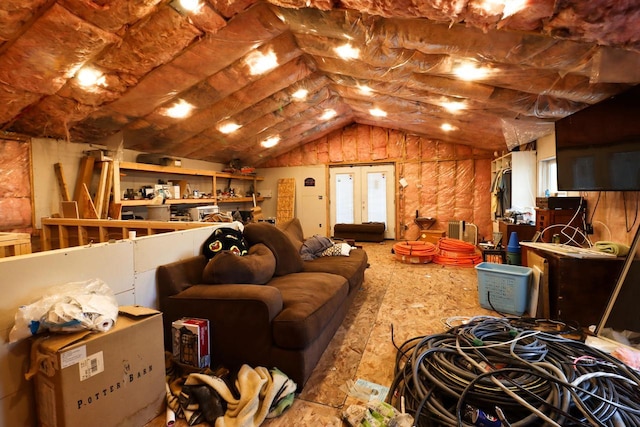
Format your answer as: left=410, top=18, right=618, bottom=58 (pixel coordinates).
left=157, top=219, right=368, bottom=388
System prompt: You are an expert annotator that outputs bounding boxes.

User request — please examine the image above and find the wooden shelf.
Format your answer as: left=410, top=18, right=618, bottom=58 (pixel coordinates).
left=113, top=161, right=263, bottom=208
left=119, top=197, right=264, bottom=207
left=217, top=197, right=264, bottom=204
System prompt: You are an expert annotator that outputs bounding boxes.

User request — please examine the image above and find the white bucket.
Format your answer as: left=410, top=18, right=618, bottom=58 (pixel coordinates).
left=147, top=205, right=170, bottom=221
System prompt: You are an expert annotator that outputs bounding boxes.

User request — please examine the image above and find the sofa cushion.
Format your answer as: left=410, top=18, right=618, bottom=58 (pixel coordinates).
left=303, top=248, right=368, bottom=293
left=277, top=218, right=305, bottom=251
left=202, top=243, right=276, bottom=285
left=244, top=222, right=303, bottom=276
left=269, top=272, right=348, bottom=349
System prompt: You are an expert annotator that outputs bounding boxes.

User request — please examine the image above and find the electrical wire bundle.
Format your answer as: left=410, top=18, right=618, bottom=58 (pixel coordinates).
left=432, top=238, right=482, bottom=267
left=387, top=316, right=640, bottom=426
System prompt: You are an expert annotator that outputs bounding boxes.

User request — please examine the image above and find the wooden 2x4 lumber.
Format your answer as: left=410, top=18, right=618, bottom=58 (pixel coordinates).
left=74, top=156, right=95, bottom=202
left=94, top=162, right=110, bottom=219
left=54, top=163, right=70, bottom=202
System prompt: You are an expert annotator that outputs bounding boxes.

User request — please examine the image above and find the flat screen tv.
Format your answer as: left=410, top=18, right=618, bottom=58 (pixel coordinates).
left=555, top=84, right=640, bottom=191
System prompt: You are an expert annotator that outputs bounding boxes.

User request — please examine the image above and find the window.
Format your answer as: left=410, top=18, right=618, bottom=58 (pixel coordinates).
left=539, top=157, right=558, bottom=196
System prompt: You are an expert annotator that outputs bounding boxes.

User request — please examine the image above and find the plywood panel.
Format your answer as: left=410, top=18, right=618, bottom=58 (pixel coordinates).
left=276, top=178, right=296, bottom=224
left=526, top=250, right=549, bottom=318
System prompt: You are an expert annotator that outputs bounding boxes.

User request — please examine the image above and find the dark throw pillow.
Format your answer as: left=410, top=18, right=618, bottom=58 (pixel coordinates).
left=243, top=222, right=303, bottom=276
left=203, top=243, right=276, bottom=285
left=202, top=227, right=248, bottom=260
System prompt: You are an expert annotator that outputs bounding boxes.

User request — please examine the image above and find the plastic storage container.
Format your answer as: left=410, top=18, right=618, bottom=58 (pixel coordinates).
left=475, top=262, right=532, bottom=315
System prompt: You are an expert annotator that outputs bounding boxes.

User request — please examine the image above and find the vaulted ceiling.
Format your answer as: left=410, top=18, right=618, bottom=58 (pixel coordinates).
left=1, top=0, right=639, bottom=166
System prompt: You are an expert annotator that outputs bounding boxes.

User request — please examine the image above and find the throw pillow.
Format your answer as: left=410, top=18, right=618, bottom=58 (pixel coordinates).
left=203, top=243, right=276, bottom=285
left=244, top=222, right=303, bottom=276
left=202, top=227, right=248, bottom=259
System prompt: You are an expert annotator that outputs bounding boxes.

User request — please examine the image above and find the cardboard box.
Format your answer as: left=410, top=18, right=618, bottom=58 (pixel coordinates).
left=33, top=306, right=165, bottom=427
left=419, top=229, right=445, bottom=244
left=171, top=318, right=210, bottom=368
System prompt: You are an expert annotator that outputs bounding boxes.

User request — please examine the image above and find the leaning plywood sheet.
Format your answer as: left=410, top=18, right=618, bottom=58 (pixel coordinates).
left=526, top=250, right=550, bottom=318
left=276, top=178, right=296, bottom=224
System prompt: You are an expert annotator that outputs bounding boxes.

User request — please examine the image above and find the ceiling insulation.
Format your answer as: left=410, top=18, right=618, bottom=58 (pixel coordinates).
left=0, top=0, right=638, bottom=166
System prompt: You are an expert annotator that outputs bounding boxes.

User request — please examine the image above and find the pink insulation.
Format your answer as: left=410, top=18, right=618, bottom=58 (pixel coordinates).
left=0, top=1, right=637, bottom=165
left=0, top=140, right=31, bottom=231
left=0, top=1, right=636, bottom=245
left=58, top=0, right=163, bottom=32
left=315, top=137, right=330, bottom=164
left=267, top=123, right=494, bottom=240
left=341, top=126, right=358, bottom=163
left=356, top=125, right=371, bottom=161
left=0, top=0, right=51, bottom=42
left=327, top=130, right=344, bottom=163
left=371, top=127, right=388, bottom=160
left=0, top=83, right=41, bottom=125
left=0, top=4, right=117, bottom=96
left=95, top=6, right=202, bottom=79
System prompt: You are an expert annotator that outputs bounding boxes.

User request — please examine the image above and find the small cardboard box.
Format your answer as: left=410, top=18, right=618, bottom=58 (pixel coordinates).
left=33, top=306, right=165, bottom=427
left=171, top=318, right=210, bottom=368
left=419, top=230, right=445, bottom=244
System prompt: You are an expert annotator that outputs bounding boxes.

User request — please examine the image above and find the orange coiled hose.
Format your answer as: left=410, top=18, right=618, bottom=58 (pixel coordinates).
left=393, top=240, right=438, bottom=264
left=393, top=240, right=438, bottom=256
left=432, top=238, right=482, bottom=267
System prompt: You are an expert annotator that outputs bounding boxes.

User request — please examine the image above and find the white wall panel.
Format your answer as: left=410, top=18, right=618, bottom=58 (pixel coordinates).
left=133, top=270, right=157, bottom=309
left=0, top=241, right=134, bottom=330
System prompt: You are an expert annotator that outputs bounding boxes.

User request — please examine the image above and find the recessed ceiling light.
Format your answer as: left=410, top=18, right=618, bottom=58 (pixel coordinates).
left=357, top=85, right=373, bottom=95
left=321, top=109, right=337, bottom=120
left=169, top=0, right=202, bottom=14
left=165, top=100, right=194, bottom=119
left=441, top=123, right=456, bottom=131
left=369, top=108, right=387, bottom=117
left=76, top=67, right=105, bottom=87
left=453, top=62, right=489, bottom=81
left=502, top=0, right=527, bottom=18
left=246, top=49, right=279, bottom=75
left=261, top=136, right=280, bottom=148
left=292, top=88, right=308, bottom=100
left=478, top=0, right=505, bottom=14
left=180, top=0, right=201, bottom=11
left=441, top=101, right=466, bottom=112
left=335, top=43, right=360, bottom=60
left=218, top=122, right=241, bottom=134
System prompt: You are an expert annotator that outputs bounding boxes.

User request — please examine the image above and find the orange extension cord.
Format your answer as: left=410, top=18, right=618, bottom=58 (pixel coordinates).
left=432, top=237, right=482, bottom=267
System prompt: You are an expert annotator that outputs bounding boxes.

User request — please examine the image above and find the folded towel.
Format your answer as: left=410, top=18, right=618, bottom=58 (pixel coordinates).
left=594, top=241, right=630, bottom=256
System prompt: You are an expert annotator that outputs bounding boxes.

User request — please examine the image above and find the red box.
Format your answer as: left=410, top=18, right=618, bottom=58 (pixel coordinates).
left=171, top=318, right=210, bottom=368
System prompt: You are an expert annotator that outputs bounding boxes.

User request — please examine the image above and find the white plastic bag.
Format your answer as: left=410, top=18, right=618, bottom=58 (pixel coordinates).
left=9, top=278, right=119, bottom=343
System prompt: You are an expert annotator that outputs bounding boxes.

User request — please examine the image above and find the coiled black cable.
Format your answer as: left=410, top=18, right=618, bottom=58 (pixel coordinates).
left=387, top=316, right=640, bottom=427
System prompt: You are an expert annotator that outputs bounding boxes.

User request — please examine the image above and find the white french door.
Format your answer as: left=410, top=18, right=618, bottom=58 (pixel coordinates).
left=329, top=164, right=395, bottom=239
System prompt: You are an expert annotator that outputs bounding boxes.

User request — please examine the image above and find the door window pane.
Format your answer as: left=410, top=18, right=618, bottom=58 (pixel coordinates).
left=367, top=172, right=386, bottom=225
left=335, top=173, right=354, bottom=223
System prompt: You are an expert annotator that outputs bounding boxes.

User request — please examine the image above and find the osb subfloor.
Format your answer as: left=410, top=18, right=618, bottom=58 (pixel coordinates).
left=146, top=241, right=494, bottom=427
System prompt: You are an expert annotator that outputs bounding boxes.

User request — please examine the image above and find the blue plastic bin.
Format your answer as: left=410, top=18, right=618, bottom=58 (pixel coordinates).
left=475, top=262, right=532, bottom=315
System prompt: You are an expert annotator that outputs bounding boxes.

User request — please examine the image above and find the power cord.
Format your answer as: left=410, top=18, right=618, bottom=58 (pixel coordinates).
left=387, top=316, right=640, bottom=426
